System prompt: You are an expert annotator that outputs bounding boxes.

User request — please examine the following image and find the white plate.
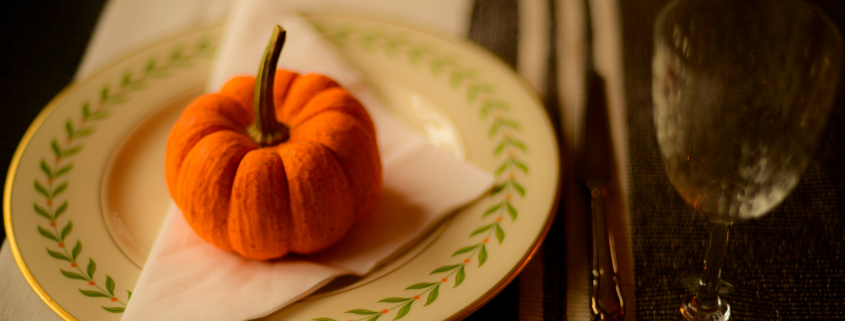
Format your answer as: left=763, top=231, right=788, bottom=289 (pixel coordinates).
left=5, top=15, right=560, bottom=321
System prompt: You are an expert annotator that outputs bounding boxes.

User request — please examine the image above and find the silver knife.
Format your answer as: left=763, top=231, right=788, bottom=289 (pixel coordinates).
left=578, top=0, right=625, bottom=318
left=578, top=71, right=625, bottom=320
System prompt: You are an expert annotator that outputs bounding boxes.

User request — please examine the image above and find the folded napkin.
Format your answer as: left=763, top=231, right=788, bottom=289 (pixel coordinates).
left=120, top=1, right=494, bottom=320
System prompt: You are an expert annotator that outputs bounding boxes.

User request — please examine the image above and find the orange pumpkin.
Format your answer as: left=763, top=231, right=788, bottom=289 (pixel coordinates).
left=164, top=26, right=382, bottom=260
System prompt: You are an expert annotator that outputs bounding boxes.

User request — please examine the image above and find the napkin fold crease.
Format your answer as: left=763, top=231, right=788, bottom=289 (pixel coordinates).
left=121, top=1, right=493, bottom=320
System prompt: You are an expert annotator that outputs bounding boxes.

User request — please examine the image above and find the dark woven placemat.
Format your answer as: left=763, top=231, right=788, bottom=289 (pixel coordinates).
left=620, top=0, right=845, bottom=319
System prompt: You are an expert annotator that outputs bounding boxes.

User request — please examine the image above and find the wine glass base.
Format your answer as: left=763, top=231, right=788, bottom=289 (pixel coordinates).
left=680, top=293, right=730, bottom=321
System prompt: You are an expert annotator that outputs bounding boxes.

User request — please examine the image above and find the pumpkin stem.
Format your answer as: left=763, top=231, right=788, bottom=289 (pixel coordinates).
left=249, top=24, right=290, bottom=146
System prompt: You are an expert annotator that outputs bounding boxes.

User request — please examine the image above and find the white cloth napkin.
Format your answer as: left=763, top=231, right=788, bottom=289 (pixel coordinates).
left=120, top=2, right=493, bottom=320
left=74, top=0, right=473, bottom=80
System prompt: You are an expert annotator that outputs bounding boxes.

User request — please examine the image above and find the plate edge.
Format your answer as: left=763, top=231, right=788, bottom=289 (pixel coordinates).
left=5, top=82, right=81, bottom=321
left=3, top=22, right=225, bottom=321
left=447, top=161, right=563, bottom=320
left=307, top=15, right=565, bottom=320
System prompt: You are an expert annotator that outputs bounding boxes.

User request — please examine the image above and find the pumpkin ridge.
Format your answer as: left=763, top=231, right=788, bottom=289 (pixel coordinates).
left=289, top=111, right=381, bottom=222
left=181, top=93, right=253, bottom=128
left=312, top=140, right=371, bottom=224
left=219, top=76, right=257, bottom=122
left=176, top=130, right=257, bottom=251
left=272, top=71, right=300, bottom=123
left=165, top=114, right=247, bottom=199
left=276, top=140, right=355, bottom=254
left=308, top=139, right=353, bottom=206
left=289, top=112, right=375, bottom=143
left=228, top=148, right=293, bottom=260
left=286, top=88, right=376, bottom=135
left=278, top=74, right=340, bottom=122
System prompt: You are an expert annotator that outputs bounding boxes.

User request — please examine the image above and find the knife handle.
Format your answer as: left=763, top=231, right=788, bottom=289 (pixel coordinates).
left=587, top=180, right=625, bottom=320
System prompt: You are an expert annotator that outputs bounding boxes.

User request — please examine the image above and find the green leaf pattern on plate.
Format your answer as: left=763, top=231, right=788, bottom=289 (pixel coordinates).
left=313, top=23, right=529, bottom=321
left=31, top=35, right=216, bottom=314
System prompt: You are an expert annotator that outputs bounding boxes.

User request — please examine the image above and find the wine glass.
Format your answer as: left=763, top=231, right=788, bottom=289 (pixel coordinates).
left=651, top=0, right=843, bottom=320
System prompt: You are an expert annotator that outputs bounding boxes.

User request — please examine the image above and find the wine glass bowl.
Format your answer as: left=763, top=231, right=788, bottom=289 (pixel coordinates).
left=652, top=0, right=843, bottom=319
left=653, top=0, right=843, bottom=222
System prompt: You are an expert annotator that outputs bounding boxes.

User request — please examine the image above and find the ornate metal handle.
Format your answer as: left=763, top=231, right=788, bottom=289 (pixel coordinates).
left=588, top=180, right=625, bottom=320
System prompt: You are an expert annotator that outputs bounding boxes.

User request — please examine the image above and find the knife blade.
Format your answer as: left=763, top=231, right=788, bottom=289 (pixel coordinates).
left=578, top=71, right=625, bottom=320
left=578, top=0, right=625, bottom=318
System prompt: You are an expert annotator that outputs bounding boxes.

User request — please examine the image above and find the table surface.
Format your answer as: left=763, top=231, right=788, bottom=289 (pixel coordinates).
left=3, top=0, right=845, bottom=320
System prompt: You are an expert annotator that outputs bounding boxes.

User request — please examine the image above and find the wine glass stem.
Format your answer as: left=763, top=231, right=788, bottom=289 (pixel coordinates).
left=696, top=220, right=731, bottom=309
